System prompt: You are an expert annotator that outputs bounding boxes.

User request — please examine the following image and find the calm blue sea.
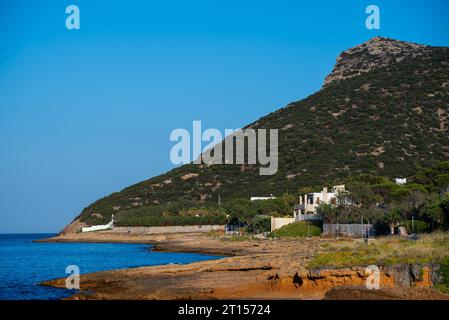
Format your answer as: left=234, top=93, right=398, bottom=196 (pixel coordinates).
left=0, top=233, right=222, bottom=300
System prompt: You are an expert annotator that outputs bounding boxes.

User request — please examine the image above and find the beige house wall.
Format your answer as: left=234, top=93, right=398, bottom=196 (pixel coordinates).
left=270, top=217, right=295, bottom=231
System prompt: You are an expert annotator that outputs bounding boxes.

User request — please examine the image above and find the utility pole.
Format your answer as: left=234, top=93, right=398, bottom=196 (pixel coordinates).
left=218, top=194, right=221, bottom=206
left=336, top=218, right=339, bottom=239
left=361, top=215, right=364, bottom=241
left=367, top=219, right=370, bottom=239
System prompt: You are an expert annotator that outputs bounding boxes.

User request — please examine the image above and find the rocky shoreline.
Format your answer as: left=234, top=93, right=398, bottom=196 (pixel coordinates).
left=39, top=232, right=449, bottom=300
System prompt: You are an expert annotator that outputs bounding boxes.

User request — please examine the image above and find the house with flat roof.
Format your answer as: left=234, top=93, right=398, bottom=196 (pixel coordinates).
left=270, top=185, right=351, bottom=231
left=294, top=185, right=349, bottom=221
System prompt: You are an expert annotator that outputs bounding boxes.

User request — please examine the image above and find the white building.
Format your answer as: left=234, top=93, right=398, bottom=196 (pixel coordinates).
left=81, top=214, right=114, bottom=232
left=394, top=178, right=407, bottom=185
left=250, top=196, right=276, bottom=201
left=294, top=185, right=348, bottom=221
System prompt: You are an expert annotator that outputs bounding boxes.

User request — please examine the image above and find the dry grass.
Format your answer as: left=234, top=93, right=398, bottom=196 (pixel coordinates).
left=309, top=232, right=449, bottom=268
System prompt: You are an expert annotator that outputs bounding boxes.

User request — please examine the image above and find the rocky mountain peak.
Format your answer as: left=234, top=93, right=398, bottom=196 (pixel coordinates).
left=323, top=37, right=428, bottom=87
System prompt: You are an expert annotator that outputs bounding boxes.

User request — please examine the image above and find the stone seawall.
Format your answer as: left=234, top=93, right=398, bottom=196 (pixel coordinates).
left=112, top=225, right=225, bottom=235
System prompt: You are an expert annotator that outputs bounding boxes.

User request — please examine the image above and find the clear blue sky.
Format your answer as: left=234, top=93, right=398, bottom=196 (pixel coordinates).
left=1, top=0, right=448, bottom=233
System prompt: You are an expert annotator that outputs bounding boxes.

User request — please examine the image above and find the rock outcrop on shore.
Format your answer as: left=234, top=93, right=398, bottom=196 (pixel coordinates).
left=41, top=233, right=449, bottom=300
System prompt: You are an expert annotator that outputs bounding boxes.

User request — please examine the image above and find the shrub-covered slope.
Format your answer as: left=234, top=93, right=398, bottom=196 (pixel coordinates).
left=72, top=37, right=449, bottom=226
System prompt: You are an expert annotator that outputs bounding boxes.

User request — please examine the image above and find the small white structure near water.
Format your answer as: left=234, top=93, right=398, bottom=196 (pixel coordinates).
left=81, top=214, right=114, bottom=232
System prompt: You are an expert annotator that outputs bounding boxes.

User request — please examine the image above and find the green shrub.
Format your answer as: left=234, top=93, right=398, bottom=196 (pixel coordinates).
left=405, top=219, right=428, bottom=234
left=270, top=221, right=321, bottom=238
left=247, top=215, right=271, bottom=234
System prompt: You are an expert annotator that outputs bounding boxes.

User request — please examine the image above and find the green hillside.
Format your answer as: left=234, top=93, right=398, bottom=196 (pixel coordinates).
left=72, top=38, right=449, bottom=227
